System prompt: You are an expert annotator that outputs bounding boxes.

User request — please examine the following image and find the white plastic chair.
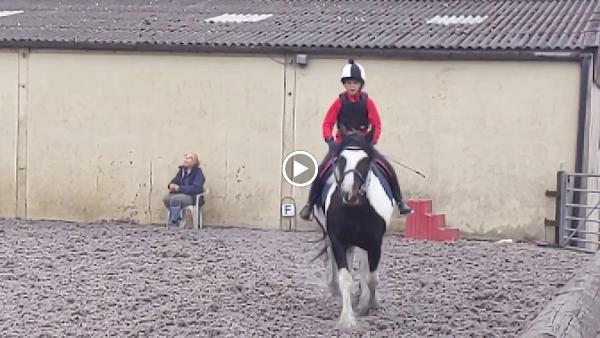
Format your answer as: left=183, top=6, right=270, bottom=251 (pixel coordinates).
left=166, top=186, right=209, bottom=230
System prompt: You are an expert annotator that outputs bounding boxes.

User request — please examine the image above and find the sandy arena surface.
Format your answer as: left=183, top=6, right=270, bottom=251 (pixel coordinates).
left=0, top=219, right=591, bottom=337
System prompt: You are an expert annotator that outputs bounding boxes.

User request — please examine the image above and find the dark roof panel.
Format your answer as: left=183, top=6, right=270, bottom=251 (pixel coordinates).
left=0, top=0, right=598, bottom=52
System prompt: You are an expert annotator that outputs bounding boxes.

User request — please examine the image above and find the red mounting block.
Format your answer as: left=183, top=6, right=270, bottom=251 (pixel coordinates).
left=405, top=199, right=459, bottom=242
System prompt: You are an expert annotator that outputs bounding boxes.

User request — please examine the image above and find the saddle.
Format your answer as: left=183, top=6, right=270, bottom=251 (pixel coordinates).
left=317, top=157, right=395, bottom=209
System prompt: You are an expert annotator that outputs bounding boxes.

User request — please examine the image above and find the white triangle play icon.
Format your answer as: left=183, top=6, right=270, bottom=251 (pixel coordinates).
left=293, top=160, right=308, bottom=178
left=282, top=150, right=319, bottom=187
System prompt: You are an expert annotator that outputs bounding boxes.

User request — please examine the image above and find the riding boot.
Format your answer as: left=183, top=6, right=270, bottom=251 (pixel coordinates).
left=389, top=177, right=413, bottom=215
left=300, top=149, right=336, bottom=221
left=397, top=198, right=413, bottom=215
left=386, top=174, right=412, bottom=215
left=373, top=149, right=413, bottom=215
left=299, top=204, right=313, bottom=220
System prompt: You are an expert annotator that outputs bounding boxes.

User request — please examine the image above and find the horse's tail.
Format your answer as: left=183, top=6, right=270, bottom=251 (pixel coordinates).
left=305, top=205, right=327, bottom=243
left=305, top=220, right=327, bottom=244
left=308, top=212, right=329, bottom=262
left=310, top=244, right=328, bottom=263
left=305, top=233, right=326, bottom=244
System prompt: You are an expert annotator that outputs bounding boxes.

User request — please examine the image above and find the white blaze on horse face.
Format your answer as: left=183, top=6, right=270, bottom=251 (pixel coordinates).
left=339, top=149, right=368, bottom=200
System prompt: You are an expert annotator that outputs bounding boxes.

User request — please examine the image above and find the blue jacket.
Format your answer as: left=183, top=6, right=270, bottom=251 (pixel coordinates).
left=169, top=165, right=205, bottom=196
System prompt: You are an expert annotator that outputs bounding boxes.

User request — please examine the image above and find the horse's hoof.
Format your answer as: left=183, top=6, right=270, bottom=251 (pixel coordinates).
left=336, top=317, right=357, bottom=330
left=369, top=297, right=381, bottom=309
left=356, top=292, right=371, bottom=316
left=356, top=305, right=370, bottom=317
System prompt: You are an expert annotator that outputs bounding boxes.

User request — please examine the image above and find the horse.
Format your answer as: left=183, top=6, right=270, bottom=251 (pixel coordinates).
left=310, top=125, right=396, bottom=330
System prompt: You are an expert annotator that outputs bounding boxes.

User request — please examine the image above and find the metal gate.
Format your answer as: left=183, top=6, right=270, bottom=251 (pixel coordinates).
left=556, top=172, right=600, bottom=252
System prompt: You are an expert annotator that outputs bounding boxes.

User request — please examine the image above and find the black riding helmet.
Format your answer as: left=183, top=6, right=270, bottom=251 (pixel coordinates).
left=340, top=59, right=366, bottom=86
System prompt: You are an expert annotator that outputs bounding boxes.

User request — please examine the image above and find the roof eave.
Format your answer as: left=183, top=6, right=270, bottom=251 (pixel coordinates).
left=0, top=39, right=594, bottom=61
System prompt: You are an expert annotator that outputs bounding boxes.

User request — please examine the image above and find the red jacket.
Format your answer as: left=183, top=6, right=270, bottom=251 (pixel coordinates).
left=322, top=91, right=382, bottom=144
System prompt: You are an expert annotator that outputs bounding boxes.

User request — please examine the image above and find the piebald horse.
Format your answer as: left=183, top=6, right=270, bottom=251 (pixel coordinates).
left=312, top=126, right=395, bottom=329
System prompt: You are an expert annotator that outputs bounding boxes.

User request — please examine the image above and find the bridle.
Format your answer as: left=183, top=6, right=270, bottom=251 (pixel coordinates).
left=333, top=146, right=371, bottom=197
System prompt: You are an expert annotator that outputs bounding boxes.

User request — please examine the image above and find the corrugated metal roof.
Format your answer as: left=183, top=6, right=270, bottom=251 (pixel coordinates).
left=0, top=0, right=599, bottom=52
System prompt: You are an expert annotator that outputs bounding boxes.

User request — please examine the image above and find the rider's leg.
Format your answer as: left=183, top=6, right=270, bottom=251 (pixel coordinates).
left=372, top=149, right=413, bottom=215
left=299, top=149, right=336, bottom=220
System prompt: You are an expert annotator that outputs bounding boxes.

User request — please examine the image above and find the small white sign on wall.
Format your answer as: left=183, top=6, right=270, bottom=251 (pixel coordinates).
left=281, top=203, right=295, bottom=217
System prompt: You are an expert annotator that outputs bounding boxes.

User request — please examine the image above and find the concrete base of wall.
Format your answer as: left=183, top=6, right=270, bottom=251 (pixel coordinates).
left=519, top=252, right=600, bottom=338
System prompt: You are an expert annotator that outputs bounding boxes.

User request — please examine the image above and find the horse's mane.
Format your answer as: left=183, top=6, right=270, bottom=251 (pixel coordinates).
left=336, top=133, right=374, bottom=158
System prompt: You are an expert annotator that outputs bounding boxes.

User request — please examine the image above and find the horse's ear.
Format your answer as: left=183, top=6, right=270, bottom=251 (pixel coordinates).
left=366, top=125, right=375, bottom=143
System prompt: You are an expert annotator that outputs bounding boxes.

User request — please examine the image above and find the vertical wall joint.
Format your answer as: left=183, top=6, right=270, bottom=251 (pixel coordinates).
left=16, top=48, right=29, bottom=219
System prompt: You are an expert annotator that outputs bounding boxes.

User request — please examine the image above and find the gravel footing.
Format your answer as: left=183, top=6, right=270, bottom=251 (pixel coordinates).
left=0, top=219, right=590, bottom=337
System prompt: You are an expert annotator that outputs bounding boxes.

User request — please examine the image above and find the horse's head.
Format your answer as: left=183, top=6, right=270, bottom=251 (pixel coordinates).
left=334, top=125, right=376, bottom=206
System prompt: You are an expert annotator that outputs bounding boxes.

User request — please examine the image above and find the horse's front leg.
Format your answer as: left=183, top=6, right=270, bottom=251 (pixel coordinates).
left=330, top=240, right=356, bottom=330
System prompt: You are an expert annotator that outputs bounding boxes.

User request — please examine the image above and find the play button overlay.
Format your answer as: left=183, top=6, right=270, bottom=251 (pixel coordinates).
left=293, top=161, right=308, bottom=178
left=282, top=150, right=318, bottom=187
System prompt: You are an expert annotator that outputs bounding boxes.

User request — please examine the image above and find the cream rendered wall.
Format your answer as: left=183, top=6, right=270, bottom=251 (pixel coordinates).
left=0, top=50, right=18, bottom=218
left=12, top=50, right=583, bottom=239
left=293, top=57, right=580, bottom=240
left=25, top=51, right=284, bottom=228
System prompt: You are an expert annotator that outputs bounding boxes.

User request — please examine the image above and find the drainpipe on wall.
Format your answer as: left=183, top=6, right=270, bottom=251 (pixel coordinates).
left=570, top=53, right=593, bottom=248
left=576, top=53, right=592, bottom=175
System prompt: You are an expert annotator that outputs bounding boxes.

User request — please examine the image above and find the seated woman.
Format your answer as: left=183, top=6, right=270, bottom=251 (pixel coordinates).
left=163, top=152, right=205, bottom=225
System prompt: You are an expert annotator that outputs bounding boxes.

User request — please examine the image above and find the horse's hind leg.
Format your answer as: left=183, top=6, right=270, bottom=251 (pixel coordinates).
left=367, top=244, right=382, bottom=309
left=354, top=247, right=371, bottom=316
left=325, top=242, right=340, bottom=297
left=345, top=247, right=363, bottom=309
